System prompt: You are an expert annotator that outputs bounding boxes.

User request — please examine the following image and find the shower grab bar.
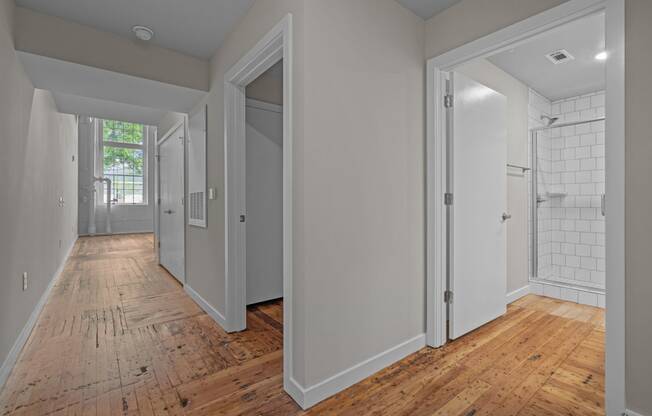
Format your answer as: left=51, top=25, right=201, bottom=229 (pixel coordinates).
left=507, top=163, right=531, bottom=171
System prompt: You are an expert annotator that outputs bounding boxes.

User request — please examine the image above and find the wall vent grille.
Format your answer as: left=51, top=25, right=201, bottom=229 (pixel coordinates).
left=189, top=191, right=205, bottom=222
left=545, top=49, right=575, bottom=64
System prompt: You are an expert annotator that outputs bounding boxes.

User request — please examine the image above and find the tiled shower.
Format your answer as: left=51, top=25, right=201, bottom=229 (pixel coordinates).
left=528, top=90, right=606, bottom=306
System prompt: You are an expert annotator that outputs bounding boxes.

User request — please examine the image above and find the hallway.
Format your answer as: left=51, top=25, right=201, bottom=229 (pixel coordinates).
left=0, top=234, right=290, bottom=415
left=1, top=234, right=605, bottom=415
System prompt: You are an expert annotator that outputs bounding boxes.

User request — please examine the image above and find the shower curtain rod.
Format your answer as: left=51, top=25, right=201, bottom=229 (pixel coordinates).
left=530, top=116, right=605, bottom=132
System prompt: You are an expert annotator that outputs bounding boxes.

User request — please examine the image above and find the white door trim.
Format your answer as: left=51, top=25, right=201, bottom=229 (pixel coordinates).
left=156, top=118, right=186, bottom=284
left=223, top=13, right=296, bottom=404
left=425, top=1, right=625, bottom=414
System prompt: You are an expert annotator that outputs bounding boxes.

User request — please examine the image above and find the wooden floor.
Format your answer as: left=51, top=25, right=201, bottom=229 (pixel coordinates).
left=0, top=234, right=605, bottom=415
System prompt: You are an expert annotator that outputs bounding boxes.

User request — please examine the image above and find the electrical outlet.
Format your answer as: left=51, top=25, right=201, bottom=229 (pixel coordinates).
left=22, top=272, right=27, bottom=291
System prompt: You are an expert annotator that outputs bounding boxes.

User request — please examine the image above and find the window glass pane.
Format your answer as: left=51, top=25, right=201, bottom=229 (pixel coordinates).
left=103, top=120, right=144, bottom=145
left=103, top=146, right=145, bottom=204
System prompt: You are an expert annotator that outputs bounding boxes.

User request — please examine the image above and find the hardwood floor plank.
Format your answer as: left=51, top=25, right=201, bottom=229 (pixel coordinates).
left=0, top=234, right=604, bottom=415
left=176, top=350, right=282, bottom=411
left=431, top=379, right=493, bottom=416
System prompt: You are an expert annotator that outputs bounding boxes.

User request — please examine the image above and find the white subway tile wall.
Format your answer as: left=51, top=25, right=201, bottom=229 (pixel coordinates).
left=528, top=90, right=606, bottom=297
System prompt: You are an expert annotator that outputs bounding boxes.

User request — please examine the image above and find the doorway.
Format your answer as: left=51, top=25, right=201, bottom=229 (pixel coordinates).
left=245, top=61, right=284, bottom=306
left=223, top=14, right=297, bottom=406
left=426, top=0, right=624, bottom=413
left=158, top=122, right=185, bottom=283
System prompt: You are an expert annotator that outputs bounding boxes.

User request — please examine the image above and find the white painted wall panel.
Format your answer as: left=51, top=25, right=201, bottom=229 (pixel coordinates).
left=245, top=103, right=283, bottom=305
left=0, top=0, right=78, bottom=374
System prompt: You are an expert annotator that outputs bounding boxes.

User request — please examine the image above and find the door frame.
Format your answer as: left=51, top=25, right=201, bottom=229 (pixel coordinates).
left=425, top=0, right=625, bottom=414
left=223, top=13, right=296, bottom=401
left=156, top=118, right=186, bottom=284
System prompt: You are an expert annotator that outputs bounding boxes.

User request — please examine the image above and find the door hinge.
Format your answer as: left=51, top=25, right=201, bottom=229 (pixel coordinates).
left=444, top=94, right=454, bottom=108
left=444, top=290, right=453, bottom=304
left=239, top=215, right=246, bottom=223
left=444, top=193, right=453, bottom=205
left=158, top=241, right=161, bottom=248
left=157, top=197, right=161, bottom=205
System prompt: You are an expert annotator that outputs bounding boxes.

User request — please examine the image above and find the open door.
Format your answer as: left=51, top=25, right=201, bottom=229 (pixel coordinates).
left=448, top=71, right=508, bottom=339
left=159, top=124, right=185, bottom=283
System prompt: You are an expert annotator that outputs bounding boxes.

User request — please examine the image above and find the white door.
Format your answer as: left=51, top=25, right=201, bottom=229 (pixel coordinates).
left=449, top=71, right=508, bottom=339
left=159, top=125, right=185, bottom=282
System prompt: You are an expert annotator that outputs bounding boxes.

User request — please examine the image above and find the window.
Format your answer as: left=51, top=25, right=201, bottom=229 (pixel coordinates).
left=100, top=120, right=148, bottom=205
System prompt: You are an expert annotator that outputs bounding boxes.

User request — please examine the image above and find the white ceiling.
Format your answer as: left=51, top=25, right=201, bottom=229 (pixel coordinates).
left=15, top=0, right=256, bottom=59
left=18, top=52, right=207, bottom=124
left=395, top=0, right=461, bottom=19
left=488, top=12, right=605, bottom=101
left=52, top=93, right=167, bottom=126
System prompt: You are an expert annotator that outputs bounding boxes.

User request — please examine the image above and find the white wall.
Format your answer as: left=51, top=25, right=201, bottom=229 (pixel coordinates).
left=77, top=118, right=156, bottom=235
left=455, top=59, right=530, bottom=295
left=424, top=0, right=568, bottom=59
left=14, top=6, right=209, bottom=91
left=300, top=0, right=425, bottom=388
left=0, top=0, right=78, bottom=382
left=166, top=0, right=425, bottom=402
left=246, top=61, right=283, bottom=105
left=245, top=101, right=283, bottom=305
left=426, top=1, right=652, bottom=414
left=165, top=0, right=306, bottom=386
left=625, top=1, right=652, bottom=413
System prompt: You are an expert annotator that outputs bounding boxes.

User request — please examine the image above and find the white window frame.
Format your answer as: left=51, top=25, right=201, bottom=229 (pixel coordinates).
left=98, top=119, right=149, bottom=206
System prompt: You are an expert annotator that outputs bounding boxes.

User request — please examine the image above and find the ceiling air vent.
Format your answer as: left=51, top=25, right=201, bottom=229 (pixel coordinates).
left=545, top=49, right=575, bottom=64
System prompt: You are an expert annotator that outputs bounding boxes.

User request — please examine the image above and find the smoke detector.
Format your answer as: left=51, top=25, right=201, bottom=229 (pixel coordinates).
left=545, top=49, right=575, bottom=65
left=132, top=25, right=154, bottom=41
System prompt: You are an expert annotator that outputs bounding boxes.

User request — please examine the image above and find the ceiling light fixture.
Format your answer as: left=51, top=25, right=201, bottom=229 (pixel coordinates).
left=132, top=25, right=154, bottom=41
left=595, top=51, right=608, bottom=61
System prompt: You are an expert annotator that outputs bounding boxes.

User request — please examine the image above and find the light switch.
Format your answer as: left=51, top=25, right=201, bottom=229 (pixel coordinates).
left=208, top=188, right=217, bottom=200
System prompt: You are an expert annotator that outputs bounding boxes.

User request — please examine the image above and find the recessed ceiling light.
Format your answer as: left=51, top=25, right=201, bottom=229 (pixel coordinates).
left=132, top=25, right=154, bottom=41
left=595, top=51, right=608, bottom=61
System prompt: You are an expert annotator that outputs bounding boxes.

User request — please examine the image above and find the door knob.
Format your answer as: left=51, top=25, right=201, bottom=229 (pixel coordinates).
left=601, top=194, right=606, bottom=216
left=502, top=212, right=512, bottom=221
left=164, top=209, right=174, bottom=214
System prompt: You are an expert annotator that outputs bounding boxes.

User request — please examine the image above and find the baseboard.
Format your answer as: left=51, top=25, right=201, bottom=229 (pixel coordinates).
left=287, top=333, right=426, bottom=409
left=506, top=285, right=531, bottom=304
left=284, top=377, right=307, bottom=409
left=0, top=237, right=77, bottom=390
left=530, top=279, right=606, bottom=308
left=184, top=284, right=228, bottom=330
left=78, top=230, right=153, bottom=237
left=626, top=409, right=648, bottom=416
